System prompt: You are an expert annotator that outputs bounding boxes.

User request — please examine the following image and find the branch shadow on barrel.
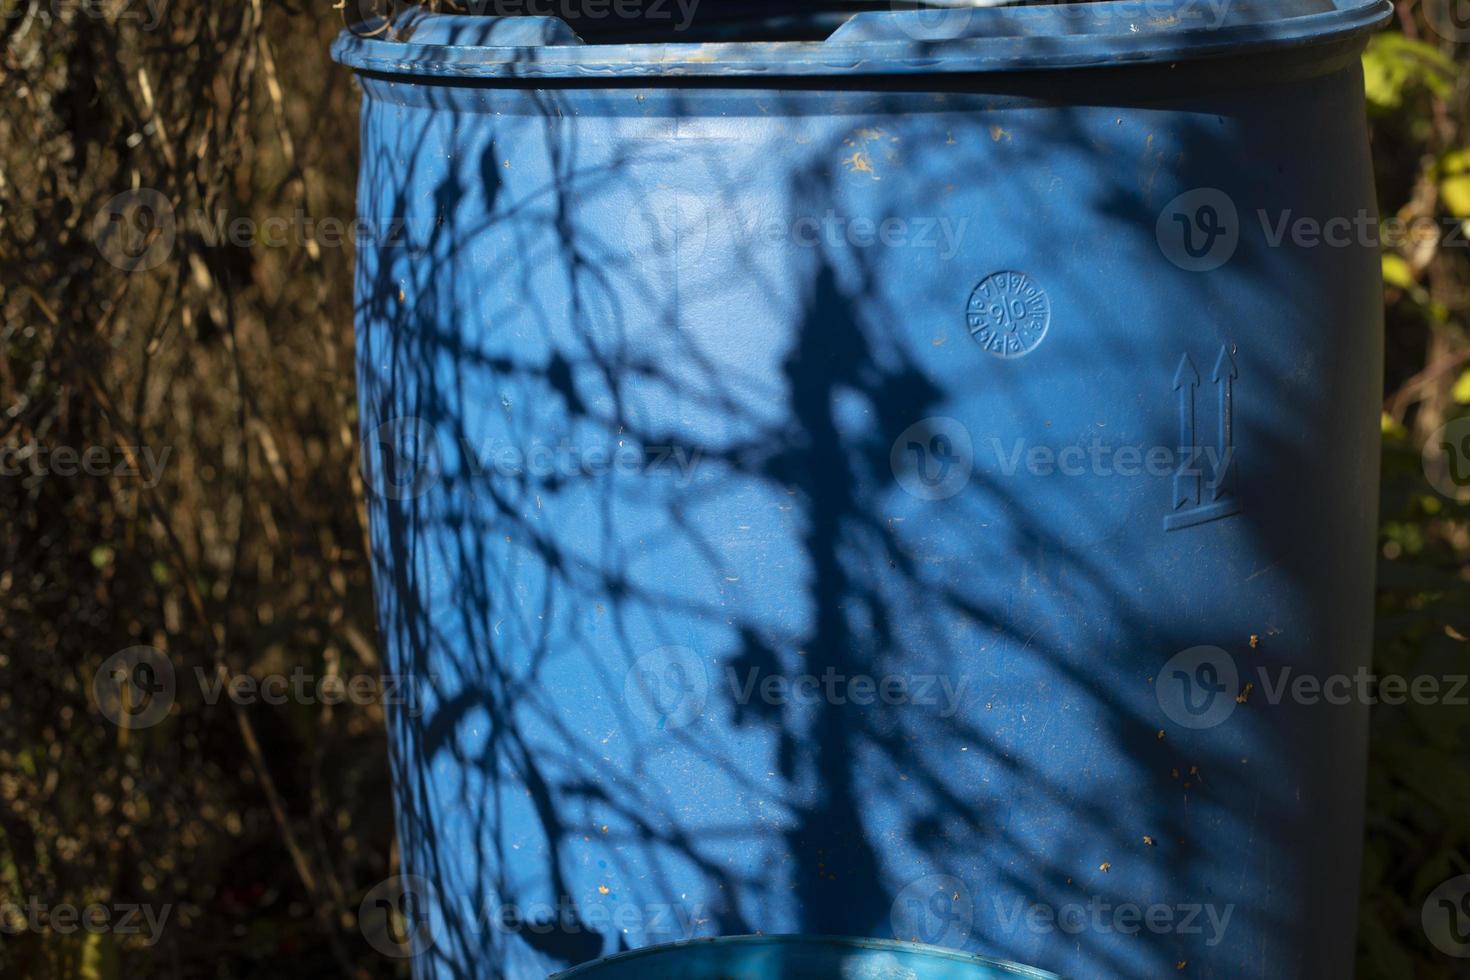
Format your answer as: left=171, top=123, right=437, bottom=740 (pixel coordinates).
left=351, top=63, right=1371, bottom=980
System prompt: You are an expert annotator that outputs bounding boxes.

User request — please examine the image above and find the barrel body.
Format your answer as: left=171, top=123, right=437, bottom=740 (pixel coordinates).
left=348, top=20, right=1385, bottom=980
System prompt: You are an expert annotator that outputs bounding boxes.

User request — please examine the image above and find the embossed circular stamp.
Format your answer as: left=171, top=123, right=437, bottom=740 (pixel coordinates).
left=966, top=272, right=1050, bottom=358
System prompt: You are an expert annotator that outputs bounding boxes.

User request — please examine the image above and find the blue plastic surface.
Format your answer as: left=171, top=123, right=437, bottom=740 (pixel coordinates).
left=336, top=2, right=1390, bottom=977
left=548, top=935, right=1059, bottom=979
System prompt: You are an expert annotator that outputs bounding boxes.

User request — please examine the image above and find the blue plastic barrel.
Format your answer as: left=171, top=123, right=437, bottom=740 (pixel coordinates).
left=334, top=2, right=1392, bottom=977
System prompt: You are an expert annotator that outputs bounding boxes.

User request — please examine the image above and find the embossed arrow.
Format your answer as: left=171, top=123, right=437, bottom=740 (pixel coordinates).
left=1174, top=353, right=1200, bottom=510
left=1211, top=345, right=1237, bottom=501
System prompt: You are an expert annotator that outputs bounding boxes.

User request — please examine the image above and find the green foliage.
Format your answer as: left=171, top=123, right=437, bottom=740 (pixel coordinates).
left=0, top=2, right=397, bottom=976
left=1364, top=13, right=1470, bottom=973
left=1364, top=33, right=1456, bottom=112
left=1361, top=432, right=1470, bottom=979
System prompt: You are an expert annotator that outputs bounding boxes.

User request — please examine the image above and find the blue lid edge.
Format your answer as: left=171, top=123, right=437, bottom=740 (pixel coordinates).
left=330, top=0, right=1393, bottom=80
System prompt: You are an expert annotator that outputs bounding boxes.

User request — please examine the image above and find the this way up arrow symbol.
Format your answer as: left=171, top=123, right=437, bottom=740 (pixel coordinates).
left=1174, top=353, right=1200, bottom=510
left=1211, top=345, right=1237, bottom=501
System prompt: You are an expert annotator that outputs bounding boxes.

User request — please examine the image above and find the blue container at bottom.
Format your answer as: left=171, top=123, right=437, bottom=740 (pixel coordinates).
left=549, top=935, right=1058, bottom=980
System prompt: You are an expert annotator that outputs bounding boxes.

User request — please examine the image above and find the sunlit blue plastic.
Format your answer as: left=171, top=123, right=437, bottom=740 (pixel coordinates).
left=334, top=2, right=1392, bottom=977
left=548, top=935, right=1060, bottom=979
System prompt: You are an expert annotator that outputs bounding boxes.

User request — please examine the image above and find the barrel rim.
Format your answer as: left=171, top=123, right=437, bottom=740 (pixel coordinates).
left=544, top=933, right=1063, bottom=979
left=330, top=0, right=1392, bottom=80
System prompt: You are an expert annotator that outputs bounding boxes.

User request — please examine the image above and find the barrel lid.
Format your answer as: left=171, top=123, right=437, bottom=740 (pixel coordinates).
left=331, top=0, right=1392, bottom=80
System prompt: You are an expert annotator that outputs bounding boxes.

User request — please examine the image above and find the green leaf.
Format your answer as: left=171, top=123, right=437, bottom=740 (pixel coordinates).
left=1441, top=147, right=1470, bottom=176
left=77, top=931, right=119, bottom=980
left=1382, top=253, right=1415, bottom=290
left=1443, top=175, right=1470, bottom=219
left=1453, top=368, right=1470, bottom=404
left=1363, top=34, right=1457, bottom=111
left=1439, top=152, right=1470, bottom=218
